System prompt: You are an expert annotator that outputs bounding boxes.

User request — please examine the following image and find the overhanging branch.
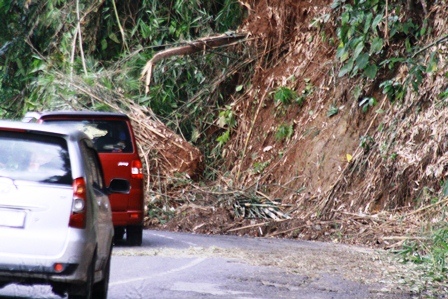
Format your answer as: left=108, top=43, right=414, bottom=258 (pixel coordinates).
left=140, top=32, right=248, bottom=94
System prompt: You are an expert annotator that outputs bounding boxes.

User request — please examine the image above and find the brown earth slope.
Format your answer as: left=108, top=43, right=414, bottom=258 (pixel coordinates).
left=151, top=0, right=448, bottom=255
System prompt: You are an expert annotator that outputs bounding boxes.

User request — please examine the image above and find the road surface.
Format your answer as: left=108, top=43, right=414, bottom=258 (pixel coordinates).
left=0, top=230, right=417, bottom=298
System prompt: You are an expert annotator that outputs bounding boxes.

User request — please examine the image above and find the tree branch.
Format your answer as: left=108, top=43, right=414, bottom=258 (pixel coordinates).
left=140, top=32, right=248, bottom=94
left=412, top=34, right=448, bottom=58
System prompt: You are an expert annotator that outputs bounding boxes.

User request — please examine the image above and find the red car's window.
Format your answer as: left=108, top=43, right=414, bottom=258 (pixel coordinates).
left=0, top=132, right=72, bottom=185
left=43, top=120, right=134, bottom=153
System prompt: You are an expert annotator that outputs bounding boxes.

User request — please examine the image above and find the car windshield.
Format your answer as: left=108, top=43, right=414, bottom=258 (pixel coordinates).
left=0, top=132, right=72, bottom=185
left=43, top=120, right=133, bottom=153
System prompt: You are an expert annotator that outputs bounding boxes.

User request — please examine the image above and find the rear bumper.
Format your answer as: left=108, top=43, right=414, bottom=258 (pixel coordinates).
left=0, top=260, right=87, bottom=285
left=112, top=210, right=144, bottom=226
left=0, top=234, right=95, bottom=285
left=0, top=263, right=79, bottom=285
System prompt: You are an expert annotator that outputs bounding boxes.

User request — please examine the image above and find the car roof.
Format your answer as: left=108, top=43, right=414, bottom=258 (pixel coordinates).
left=0, top=120, right=88, bottom=140
left=23, top=110, right=130, bottom=120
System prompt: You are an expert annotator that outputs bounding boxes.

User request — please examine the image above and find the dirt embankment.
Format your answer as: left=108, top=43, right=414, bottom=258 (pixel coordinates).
left=150, top=0, right=448, bottom=263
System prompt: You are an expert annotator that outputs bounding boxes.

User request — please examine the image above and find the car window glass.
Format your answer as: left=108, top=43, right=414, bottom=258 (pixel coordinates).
left=0, top=132, right=72, bottom=185
left=43, top=120, right=133, bottom=153
left=80, top=141, right=105, bottom=189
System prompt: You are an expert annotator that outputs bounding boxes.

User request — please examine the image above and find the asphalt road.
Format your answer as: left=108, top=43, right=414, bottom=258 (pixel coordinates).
left=0, top=230, right=415, bottom=299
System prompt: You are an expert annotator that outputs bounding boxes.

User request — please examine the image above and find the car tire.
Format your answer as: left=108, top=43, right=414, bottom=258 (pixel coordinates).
left=68, top=256, right=95, bottom=299
left=126, top=225, right=143, bottom=246
left=113, top=227, right=125, bottom=243
left=92, top=248, right=111, bottom=299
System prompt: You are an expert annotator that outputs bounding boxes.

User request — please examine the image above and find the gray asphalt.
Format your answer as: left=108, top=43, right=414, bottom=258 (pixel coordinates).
left=0, top=230, right=414, bottom=299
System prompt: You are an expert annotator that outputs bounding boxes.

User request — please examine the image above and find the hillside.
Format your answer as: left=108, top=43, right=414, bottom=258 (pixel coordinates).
left=1, top=0, right=446, bottom=295
left=155, top=0, right=448, bottom=255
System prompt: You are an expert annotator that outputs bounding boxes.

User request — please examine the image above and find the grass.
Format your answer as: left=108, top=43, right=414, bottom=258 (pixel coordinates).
left=395, top=223, right=448, bottom=296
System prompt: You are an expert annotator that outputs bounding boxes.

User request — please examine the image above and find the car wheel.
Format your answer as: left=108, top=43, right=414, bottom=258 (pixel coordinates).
left=92, top=248, right=111, bottom=299
left=126, top=225, right=143, bottom=246
left=113, top=227, right=125, bottom=243
left=68, top=256, right=94, bottom=299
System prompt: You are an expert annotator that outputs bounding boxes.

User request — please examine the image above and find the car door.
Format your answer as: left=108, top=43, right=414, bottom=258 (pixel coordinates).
left=79, top=140, right=113, bottom=269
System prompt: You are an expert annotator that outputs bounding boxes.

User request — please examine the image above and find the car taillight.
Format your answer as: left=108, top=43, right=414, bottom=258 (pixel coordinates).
left=69, top=177, right=87, bottom=229
left=131, top=160, right=143, bottom=179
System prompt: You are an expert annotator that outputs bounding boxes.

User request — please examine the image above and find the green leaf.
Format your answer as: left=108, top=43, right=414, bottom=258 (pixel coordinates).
left=352, top=40, right=364, bottom=60
left=327, top=105, right=339, bottom=117
left=355, top=53, right=369, bottom=70
left=426, top=52, right=438, bottom=73
left=370, top=37, right=383, bottom=54
left=274, top=87, right=297, bottom=105
left=331, top=0, right=343, bottom=10
left=109, top=32, right=120, bottom=44
left=363, top=12, right=373, bottom=34
left=371, top=13, right=383, bottom=29
left=101, top=39, right=107, bottom=51
left=341, top=11, right=350, bottom=25
left=405, top=38, right=412, bottom=53
left=364, top=64, right=378, bottom=79
left=235, top=85, right=243, bottom=92
left=336, top=43, right=349, bottom=62
left=216, top=130, right=230, bottom=146
left=338, top=58, right=354, bottom=77
left=352, top=85, right=362, bottom=99
left=275, top=123, right=293, bottom=141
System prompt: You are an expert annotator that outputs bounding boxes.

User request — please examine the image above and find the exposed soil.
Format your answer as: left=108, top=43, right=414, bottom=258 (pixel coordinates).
left=146, top=0, right=448, bottom=295
left=148, top=0, right=439, bottom=248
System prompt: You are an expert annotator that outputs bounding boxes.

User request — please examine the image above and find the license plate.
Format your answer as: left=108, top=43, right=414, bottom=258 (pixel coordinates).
left=0, top=209, right=26, bottom=228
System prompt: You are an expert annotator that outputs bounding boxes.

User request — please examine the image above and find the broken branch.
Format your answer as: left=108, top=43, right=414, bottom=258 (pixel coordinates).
left=140, top=32, right=247, bottom=93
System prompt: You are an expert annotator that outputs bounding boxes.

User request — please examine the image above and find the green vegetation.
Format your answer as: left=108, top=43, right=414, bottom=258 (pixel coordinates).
left=2, top=2, right=447, bottom=290
left=0, top=0, right=249, bottom=185
left=297, top=78, right=314, bottom=106
left=330, top=1, right=448, bottom=292
left=331, top=0, right=436, bottom=101
left=252, top=161, right=269, bottom=174
left=273, top=86, right=298, bottom=106
left=359, top=135, right=374, bottom=152
left=272, top=79, right=312, bottom=108
left=327, top=104, right=339, bottom=117
left=0, top=0, right=245, bottom=127
left=396, top=223, right=448, bottom=294
left=275, top=123, right=293, bottom=141
left=216, top=105, right=237, bottom=146
left=359, top=97, right=377, bottom=112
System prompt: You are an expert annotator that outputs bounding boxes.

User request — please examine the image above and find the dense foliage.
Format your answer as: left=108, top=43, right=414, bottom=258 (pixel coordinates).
left=330, top=0, right=439, bottom=110
left=0, top=0, right=244, bottom=124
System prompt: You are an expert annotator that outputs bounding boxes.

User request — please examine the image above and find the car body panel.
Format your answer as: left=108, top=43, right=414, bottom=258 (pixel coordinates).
left=0, top=181, right=73, bottom=257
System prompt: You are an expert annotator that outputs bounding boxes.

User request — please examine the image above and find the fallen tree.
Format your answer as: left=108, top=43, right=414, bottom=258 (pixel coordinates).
left=140, top=32, right=248, bottom=93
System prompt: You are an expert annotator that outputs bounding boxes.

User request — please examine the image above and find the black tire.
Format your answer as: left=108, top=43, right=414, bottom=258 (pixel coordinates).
left=68, top=256, right=94, bottom=299
left=92, top=249, right=111, bottom=299
left=126, top=225, right=143, bottom=246
left=113, top=227, right=125, bottom=243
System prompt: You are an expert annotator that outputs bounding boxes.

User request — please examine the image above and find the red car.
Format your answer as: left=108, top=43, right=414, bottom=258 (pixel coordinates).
left=23, top=111, right=145, bottom=246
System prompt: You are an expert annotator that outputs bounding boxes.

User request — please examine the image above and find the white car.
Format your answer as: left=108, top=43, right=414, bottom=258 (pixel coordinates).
left=0, top=121, right=129, bottom=298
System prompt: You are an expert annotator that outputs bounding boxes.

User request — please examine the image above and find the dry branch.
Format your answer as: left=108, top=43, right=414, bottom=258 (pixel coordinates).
left=56, top=74, right=205, bottom=183
left=140, top=32, right=248, bottom=93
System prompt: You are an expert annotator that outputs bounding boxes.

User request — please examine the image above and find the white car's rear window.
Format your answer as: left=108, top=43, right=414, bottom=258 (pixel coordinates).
left=0, top=132, right=72, bottom=185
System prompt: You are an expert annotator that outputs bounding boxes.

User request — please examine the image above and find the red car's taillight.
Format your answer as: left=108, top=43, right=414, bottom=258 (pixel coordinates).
left=69, top=177, right=87, bottom=229
left=131, top=159, right=143, bottom=179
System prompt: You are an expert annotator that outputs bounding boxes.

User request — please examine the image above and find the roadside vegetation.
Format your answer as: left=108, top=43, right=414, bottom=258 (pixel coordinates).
left=331, top=1, right=448, bottom=294
left=1, top=0, right=447, bottom=296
